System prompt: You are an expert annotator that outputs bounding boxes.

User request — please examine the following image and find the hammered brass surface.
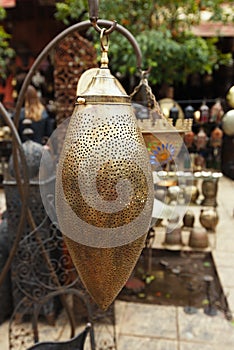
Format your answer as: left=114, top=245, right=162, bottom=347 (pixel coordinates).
left=62, top=156, right=148, bottom=228
left=56, top=102, right=153, bottom=248
left=63, top=233, right=147, bottom=310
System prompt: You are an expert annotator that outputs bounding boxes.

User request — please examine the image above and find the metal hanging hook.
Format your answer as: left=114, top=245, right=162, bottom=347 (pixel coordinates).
left=93, top=20, right=117, bottom=35
left=140, top=67, right=152, bottom=80
left=100, top=27, right=109, bottom=67
left=100, top=27, right=109, bottom=52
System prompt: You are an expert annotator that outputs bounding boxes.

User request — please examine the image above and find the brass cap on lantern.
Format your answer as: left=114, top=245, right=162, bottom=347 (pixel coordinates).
left=76, top=68, right=130, bottom=105
left=76, top=30, right=130, bottom=105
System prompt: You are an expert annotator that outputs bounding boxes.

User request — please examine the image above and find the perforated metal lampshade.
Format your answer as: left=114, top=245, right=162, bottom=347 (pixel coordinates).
left=56, top=65, right=154, bottom=310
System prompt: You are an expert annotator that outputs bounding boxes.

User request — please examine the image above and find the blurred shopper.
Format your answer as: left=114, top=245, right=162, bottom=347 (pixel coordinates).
left=18, top=85, right=54, bottom=144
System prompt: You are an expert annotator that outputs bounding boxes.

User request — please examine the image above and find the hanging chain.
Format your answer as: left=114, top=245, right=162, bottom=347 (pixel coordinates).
left=130, top=70, right=165, bottom=120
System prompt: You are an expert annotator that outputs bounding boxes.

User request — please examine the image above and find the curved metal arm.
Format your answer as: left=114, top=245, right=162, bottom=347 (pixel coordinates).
left=0, top=103, right=29, bottom=287
left=0, top=103, right=78, bottom=336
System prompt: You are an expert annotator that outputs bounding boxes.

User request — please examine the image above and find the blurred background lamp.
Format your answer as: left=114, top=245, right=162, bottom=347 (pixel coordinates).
left=226, top=86, right=234, bottom=108
left=222, top=109, right=234, bottom=136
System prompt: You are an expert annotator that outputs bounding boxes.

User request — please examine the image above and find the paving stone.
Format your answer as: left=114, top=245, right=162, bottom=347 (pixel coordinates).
left=217, top=266, right=234, bottom=288
left=213, top=251, right=234, bottom=268
left=178, top=307, right=234, bottom=345
left=216, top=236, right=234, bottom=253
left=180, top=341, right=234, bottom=350
left=223, top=287, right=234, bottom=316
left=117, top=334, right=178, bottom=350
left=119, top=303, right=177, bottom=339
left=89, top=326, right=116, bottom=350
left=115, top=300, right=128, bottom=333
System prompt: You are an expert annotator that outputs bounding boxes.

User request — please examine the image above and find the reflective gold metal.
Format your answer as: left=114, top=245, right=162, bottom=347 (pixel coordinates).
left=199, top=208, right=219, bottom=232
left=56, top=31, right=154, bottom=310
left=76, top=68, right=100, bottom=96
left=64, top=234, right=147, bottom=310
left=158, top=98, right=184, bottom=119
left=78, top=67, right=130, bottom=104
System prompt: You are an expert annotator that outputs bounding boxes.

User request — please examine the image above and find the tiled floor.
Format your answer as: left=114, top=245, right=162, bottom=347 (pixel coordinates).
left=0, top=176, right=234, bottom=349
left=115, top=302, right=234, bottom=350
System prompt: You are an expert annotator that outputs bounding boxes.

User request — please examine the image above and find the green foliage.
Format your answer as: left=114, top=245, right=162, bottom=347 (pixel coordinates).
left=55, top=0, right=88, bottom=24
left=0, top=7, right=15, bottom=79
left=55, top=0, right=233, bottom=85
left=0, top=7, right=6, bottom=20
left=106, top=30, right=232, bottom=85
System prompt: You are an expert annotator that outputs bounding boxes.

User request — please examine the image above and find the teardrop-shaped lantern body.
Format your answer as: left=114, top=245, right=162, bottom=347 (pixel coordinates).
left=56, top=67, right=154, bottom=309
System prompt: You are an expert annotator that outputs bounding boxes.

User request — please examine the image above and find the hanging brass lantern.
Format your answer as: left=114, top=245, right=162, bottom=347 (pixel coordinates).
left=55, top=31, right=154, bottom=310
